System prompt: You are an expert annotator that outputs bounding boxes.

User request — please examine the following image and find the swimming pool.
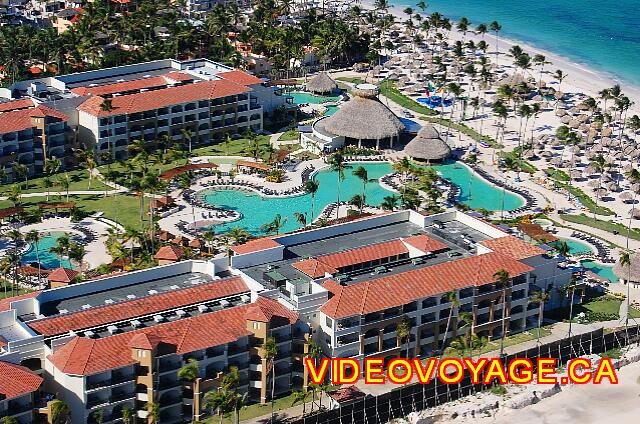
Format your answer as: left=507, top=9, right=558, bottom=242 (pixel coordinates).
left=202, top=161, right=524, bottom=234
left=416, top=96, right=452, bottom=108
left=551, top=238, right=594, bottom=255
left=21, top=232, right=72, bottom=269
left=288, top=91, right=342, bottom=104
left=581, top=260, right=618, bottom=282
left=324, top=105, right=339, bottom=116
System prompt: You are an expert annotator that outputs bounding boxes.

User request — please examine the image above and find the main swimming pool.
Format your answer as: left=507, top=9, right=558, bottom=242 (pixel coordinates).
left=288, top=91, right=342, bottom=104
left=21, top=232, right=72, bottom=269
left=581, top=260, right=618, bottom=282
left=202, top=161, right=524, bottom=234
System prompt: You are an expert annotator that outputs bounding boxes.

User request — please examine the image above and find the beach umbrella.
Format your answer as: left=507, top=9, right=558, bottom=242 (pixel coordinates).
left=588, top=180, right=600, bottom=188
left=623, top=164, right=635, bottom=172
left=601, top=127, right=613, bottom=137
left=597, top=188, right=609, bottom=197
left=607, top=181, right=618, bottom=191
left=633, top=183, right=640, bottom=193
left=570, top=169, right=583, bottom=179
left=561, top=115, right=572, bottom=124
left=620, top=191, right=634, bottom=201
left=541, top=151, right=553, bottom=158
left=569, top=119, right=581, bottom=129
left=631, top=209, right=640, bottom=219
left=555, top=91, right=565, bottom=100
left=556, top=109, right=568, bottom=117
left=550, top=157, right=563, bottom=166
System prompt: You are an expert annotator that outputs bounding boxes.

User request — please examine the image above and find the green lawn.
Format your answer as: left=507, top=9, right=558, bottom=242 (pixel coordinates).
left=278, top=129, right=300, bottom=142
left=0, top=169, right=111, bottom=195
left=336, top=77, right=365, bottom=85
left=497, top=150, right=537, bottom=173
left=190, top=136, right=272, bottom=159
left=0, top=281, right=32, bottom=299
left=560, top=213, right=640, bottom=240
left=554, top=182, right=614, bottom=216
left=379, top=80, right=438, bottom=116
left=545, top=293, right=640, bottom=323
left=545, top=168, right=570, bottom=182
left=0, top=193, right=148, bottom=230
left=444, top=325, right=553, bottom=357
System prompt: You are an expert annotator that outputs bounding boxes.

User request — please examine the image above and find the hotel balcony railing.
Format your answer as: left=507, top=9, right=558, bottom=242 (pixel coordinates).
left=86, top=374, right=135, bottom=390
left=158, top=361, right=181, bottom=373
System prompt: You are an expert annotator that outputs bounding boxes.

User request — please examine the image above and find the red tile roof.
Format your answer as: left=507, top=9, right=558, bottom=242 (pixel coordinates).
left=29, top=276, right=248, bottom=337
left=47, top=267, right=80, bottom=283
left=0, top=291, right=40, bottom=312
left=479, top=236, right=547, bottom=260
left=0, top=98, right=34, bottom=113
left=218, top=70, right=263, bottom=86
left=403, top=234, right=448, bottom=253
left=77, top=79, right=251, bottom=117
left=154, top=245, right=184, bottom=261
left=319, top=252, right=533, bottom=319
left=70, top=72, right=195, bottom=97
left=128, top=333, right=163, bottom=350
left=48, top=297, right=297, bottom=375
left=314, top=239, right=409, bottom=270
left=231, top=237, right=282, bottom=255
left=328, top=386, right=366, bottom=403
left=292, top=259, right=337, bottom=279
left=244, top=296, right=298, bottom=324
left=0, top=105, right=68, bottom=134
left=0, top=361, right=43, bottom=399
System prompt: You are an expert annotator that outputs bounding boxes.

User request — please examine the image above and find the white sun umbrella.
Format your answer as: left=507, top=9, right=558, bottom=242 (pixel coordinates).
left=570, top=145, right=581, bottom=154
left=632, top=149, right=640, bottom=159
left=579, top=124, right=590, bottom=133
left=579, top=114, right=590, bottom=123
left=623, top=163, right=635, bottom=172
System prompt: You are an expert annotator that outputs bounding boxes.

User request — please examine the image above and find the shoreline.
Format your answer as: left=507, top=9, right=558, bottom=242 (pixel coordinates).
left=358, top=0, right=640, bottom=107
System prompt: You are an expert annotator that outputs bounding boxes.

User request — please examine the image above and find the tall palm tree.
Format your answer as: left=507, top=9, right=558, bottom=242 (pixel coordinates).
left=146, top=402, right=159, bottom=424
left=558, top=274, right=580, bottom=338
left=291, top=390, right=309, bottom=416
left=260, top=214, right=287, bottom=235
left=203, top=389, right=230, bottom=424
left=492, top=269, right=511, bottom=356
left=619, top=251, right=632, bottom=329
left=25, top=230, right=42, bottom=285
left=304, top=179, right=320, bottom=222
left=261, top=337, right=278, bottom=423
left=50, top=399, right=70, bottom=424
left=489, top=21, right=501, bottom=65
left=352, top=166, right=369, bottom=211
left=328, top=153, right=347, bottom=218
left=439, top=290, right=459, bottom=354
left=396, top=314, right=411, bottom=358
left=528, top=290, right=550, bottom=343
left=178, top=359, right=199, bottom=421
left=293, top=212, right=307, bottom=228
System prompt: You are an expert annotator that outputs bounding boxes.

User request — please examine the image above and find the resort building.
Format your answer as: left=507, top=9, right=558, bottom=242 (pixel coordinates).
left=0, top=99, right=76, bottom=181
left=0, top=260, right=309, bottom=424
left=300, top=84, right=405, bottom=153
left=0, top=361, right=43, bottom=424
left=229, top=210, right=573, bottom=372
left=403, top=124, right=452, bottom=163
left=0, top=58, right=287, bottom=164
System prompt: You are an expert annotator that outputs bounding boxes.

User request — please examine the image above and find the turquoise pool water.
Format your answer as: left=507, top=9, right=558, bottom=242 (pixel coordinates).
left=202, top=161, right=524, bottom=234
left=551, top=238, right=594, bottom=255
left=21, top=232, right=72, bottom=269
left=288, top=91, right=341, bottom=104
left=581, top=260, right=618, bottom=282
left=324, top=105, right=339, bottom=116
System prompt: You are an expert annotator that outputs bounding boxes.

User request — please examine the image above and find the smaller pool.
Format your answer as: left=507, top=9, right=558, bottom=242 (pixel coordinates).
left=416, top=96, right=452, bottom=108
left=288, top=91, right=341, bottom=104
left=551, top=238, right=594, bottom=255
left=21, top=232, right=72, bottom=269
left=581, top=260, right=618, bottom=282
left=532, top=218, right=552, bottom=227
left=324, top=105, right=339, bottom=116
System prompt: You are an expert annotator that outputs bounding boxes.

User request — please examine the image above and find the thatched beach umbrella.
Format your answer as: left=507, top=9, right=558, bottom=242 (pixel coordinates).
left=403, top=124, right=451, bottom=162
left=570, top=169, right=583, bottom=179
left=620, top=191, right=634, bottom=202
left=601, top=127, right=613, bottom=137
left=306, top=72, right=338, bottom=94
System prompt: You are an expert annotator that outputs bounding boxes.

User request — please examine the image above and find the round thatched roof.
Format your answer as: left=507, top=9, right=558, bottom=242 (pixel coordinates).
left=306, top=72, right=337, bottom=94
left=403, top=124, right=451, bottom=160
left=323, top=85, right=404, bottom=140
left=614, top=254, right=640, bottom=282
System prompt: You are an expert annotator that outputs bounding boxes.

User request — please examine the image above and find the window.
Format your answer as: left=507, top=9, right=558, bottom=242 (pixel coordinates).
left=137, top=350, right=146, bottom=358
left=326, top=317, right=333, bottom=328
left=253, top=322, right=261, bottom=330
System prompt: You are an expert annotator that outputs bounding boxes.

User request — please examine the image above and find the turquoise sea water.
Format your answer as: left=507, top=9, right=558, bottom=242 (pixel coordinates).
left=202, top=161, right=523, bottom=234
left=388, top=0, right=640, bottom=87
left=21, top=232, right=72, bottom=269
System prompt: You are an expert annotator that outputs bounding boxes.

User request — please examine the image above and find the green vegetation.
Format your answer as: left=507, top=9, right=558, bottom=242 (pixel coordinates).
left=545, top=167, right=570, bottom=182
left=189, top=136, right=271, bottom=159
left=0, top=281, right=32, bottom=299
left=379, top=80, right=438, bottom=116
left=602, top=347, right=623, bottom=359
left=560, top=214, right=640, bottom=239
left=546, top=292, right=640, bottom=323
left=490, top=385, right=507, bottom=396
left=278, top=129, right=300, bottom=141
left=336, top=76, right=366, bottom=85
left=0, top=169, right=110, bottom=195
left=497, top=149, right=537, bottom=173
left=547, top=175, right=614, bottom=215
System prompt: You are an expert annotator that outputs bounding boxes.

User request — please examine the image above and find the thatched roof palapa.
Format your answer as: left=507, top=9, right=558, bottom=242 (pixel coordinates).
left=323, top=84, right=404, bottom=140
left=305, top=72, right=337, bottom=94
left=403, top=124, right=451, bottom=161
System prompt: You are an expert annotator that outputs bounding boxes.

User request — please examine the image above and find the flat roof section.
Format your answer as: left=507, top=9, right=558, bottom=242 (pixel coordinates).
left=36, top=272, right=215, bottom=318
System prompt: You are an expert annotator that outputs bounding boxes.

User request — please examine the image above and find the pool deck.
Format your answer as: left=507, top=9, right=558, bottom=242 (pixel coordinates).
left=19, top=217, right=112, bottom=270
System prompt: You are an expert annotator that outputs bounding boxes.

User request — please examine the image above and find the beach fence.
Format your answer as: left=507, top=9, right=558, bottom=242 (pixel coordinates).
left=287, top=325, right=640, bottom=424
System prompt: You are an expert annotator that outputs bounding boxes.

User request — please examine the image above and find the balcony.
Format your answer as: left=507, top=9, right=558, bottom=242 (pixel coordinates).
left=86, top=373, right=135, bottom=390
left=158, top=380, right=181, bottom=391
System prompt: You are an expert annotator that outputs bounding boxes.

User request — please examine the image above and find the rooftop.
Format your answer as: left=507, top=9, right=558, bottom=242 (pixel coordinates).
left=0, top=361, right=43, bottom=399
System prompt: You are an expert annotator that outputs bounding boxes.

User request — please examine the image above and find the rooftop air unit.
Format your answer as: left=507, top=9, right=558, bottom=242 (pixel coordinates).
left=104, top=299, right=114, bottom=304
left=82, top=304, right=92, bottom=310
left=148, top=289, right=158, bottom=295
left=240, top=295, right=250, bottom=304
left=84, top=330, right=95, bottom=338
left=169, top=285, right=180, bottom=290
left=198, top=305, right=208, bottom=313
left=107, top=325, right=118, bottom=334
left=153, top=315, right=164, bottom=323
left=130, top=320, right=142, bottom=328
left=59, top=309, right=68, bottom=314
left=127, top=294, right=136, bottom=300
left=220, top=300, right=230, bottom=307
left=176, top=310, right=186, bottom=318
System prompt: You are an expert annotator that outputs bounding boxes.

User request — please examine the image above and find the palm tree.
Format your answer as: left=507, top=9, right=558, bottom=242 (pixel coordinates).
left=381, top=194, right=399, bottom=211
left=50, top=399, right=70, bottom=424
left=553, top=69, right=567, bottom=91
left=528, top=290, right=550, bottom=343
left=178, top=359, right=199, bottom=421
left=554, top=240, right=570, bottom=258
left=203, top=389, right=230, bottom=424
left=146, top=401, right=160, bottom=424
left=439, top=290, right=458, bottom=354
left=396, top=314, right=411, bottom=358
left=291, top=390, right=309, bottom=416
left=261, top=337, right=278, bottom=422
left=121, top=407, right=132, bottom=424
left=328, top=153, right=347, bottom=218
left=352, top=165, right=369, bottom=210
left=558, top=274, right=580, bottom=338
left=619, top=251, right=632, bottom=328
left=304, top=179, right=320, bottom=221
left=293, top=212, right=307, bottom=228
left=260, top=214, right=287, bottom=235
left=492, top=269, right=511, bottom=356
left=2, top=417, right=19, bottom=424
left=489, top=21, right=501, bottom=65
left=25, top=230, right=42, bottom=285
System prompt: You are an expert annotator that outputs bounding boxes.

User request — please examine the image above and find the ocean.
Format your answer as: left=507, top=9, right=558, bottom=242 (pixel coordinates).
left=387, top=0, right=640, bottom=88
